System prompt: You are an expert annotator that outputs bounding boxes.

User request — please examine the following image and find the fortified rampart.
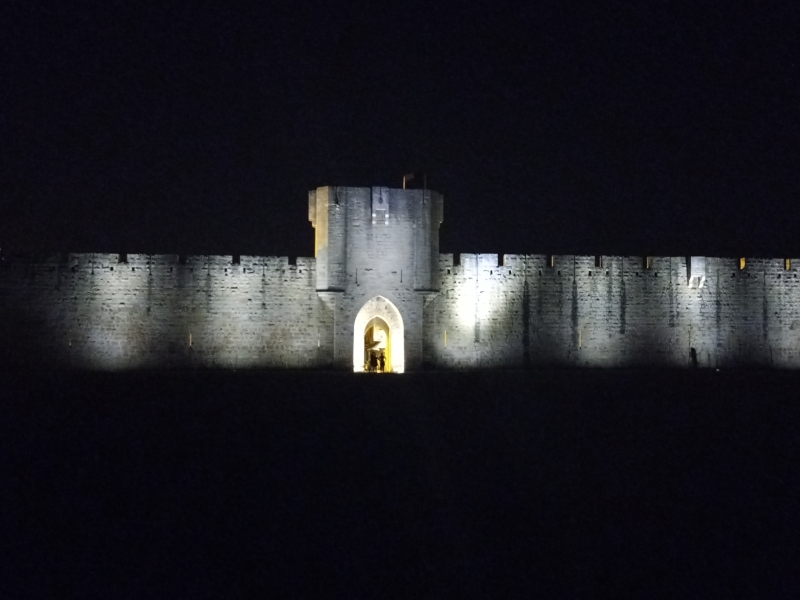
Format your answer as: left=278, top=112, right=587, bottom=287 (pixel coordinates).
left=426, top=254, right=800, bottom=369
left=2, top=186, right=800, bottom=370
left=0, top=253, right=326, bottom=369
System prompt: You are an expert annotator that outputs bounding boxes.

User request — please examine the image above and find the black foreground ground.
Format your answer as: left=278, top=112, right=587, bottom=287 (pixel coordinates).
left=1, top=369, right=798, bottom=598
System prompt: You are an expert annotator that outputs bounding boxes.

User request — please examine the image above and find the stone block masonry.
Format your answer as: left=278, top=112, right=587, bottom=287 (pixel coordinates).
left=3, top=186, right=800, bottom=371
left=424, top=254, right=800, bottom=369
left=0, top=253, right=325, bottom=369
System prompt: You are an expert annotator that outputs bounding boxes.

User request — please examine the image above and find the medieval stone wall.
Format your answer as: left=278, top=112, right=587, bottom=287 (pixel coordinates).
left=0, top=253, right=325, bottom=370
left=309, top=186, right=443, bottom=370
left=424, top=254, right=800, bottom=369
left=311, top=186, right=443, bottom=292
left=4, top=250, right=800, bottom=370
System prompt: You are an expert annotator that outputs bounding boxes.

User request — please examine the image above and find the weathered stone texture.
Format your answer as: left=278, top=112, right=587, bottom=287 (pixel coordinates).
left=310, top=186, right=443, bottom=369
left=3, top=186, right=800, bottom=370
left=0, top=253, right=324, bottom=369
left=424, top=254, right=800, bottom=369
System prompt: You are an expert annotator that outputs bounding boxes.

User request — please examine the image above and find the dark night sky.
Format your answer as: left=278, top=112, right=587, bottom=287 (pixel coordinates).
left=2, top=1, right=798, bottom=259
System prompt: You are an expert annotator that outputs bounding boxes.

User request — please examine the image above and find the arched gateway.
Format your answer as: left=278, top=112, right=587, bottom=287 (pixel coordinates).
left=353, top=296, right=404, bottom=373
left=310, top=187, right=442, bottom=372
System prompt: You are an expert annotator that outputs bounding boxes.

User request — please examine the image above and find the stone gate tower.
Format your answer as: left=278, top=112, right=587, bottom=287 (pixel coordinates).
left=308, top=186, right=443, bottom=371
left=6, top=183, right=800, bottom=372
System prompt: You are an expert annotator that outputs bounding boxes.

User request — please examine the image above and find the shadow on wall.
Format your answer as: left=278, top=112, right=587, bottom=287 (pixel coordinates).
left=623, top=327, right=682, bottom=368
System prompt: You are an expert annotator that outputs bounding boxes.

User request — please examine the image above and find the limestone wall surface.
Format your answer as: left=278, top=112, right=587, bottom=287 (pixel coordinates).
left=308, top=186, right=443, bottom=370
left=310, top=186, right=443, bottom=293
left=424, top=254, right=800, bottom=369
left=4, top=251, right=800, bottom=370
left=0, top=253, right=325, bottom=370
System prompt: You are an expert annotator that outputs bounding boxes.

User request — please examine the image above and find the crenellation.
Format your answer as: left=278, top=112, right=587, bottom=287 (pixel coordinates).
left=4, top=190, right=800, bottom=370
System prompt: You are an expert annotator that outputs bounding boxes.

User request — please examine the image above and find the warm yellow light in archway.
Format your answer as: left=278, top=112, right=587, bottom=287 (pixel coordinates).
left=364, top=316, right=392, bottom=372
left=353, top=296, right=404, bottom=373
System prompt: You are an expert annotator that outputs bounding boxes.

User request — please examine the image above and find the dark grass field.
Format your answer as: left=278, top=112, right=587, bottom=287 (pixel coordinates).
left=1, top=370, right=798, bottom=598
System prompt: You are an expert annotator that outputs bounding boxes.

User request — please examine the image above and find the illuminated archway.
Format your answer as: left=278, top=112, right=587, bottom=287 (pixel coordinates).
left=353, top=296, right=404, bottom=373
left=364, top=316, right=391, bottom=372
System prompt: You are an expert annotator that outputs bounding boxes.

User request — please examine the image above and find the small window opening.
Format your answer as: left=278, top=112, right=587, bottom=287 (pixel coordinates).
left=118, top=253, right=128, bottom=264
left=739, top=257, right=746, bottom=270
left=645, top=256, right=652, bottom=269
left=549, top=255, right=555, bottom=267
left=785, top=258, right=791, bottom=271
left=588, top=271, right=592, bottom=277
left=447, top=268, right=451, bottom=275
left=595, top=255, right=602, bottom=268
left=232, top=254, right=241, bottom=265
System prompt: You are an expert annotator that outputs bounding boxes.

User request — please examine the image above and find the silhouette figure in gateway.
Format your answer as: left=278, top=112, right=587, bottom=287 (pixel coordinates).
left=3, top=185, right=800, bottom=371
left=352, top=296, right=405, bottom=373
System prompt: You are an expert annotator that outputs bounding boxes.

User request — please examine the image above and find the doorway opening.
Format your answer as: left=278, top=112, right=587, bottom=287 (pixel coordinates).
left=353, top=296, right=404, bottom=373
left=364, top=316, right=391, bottom=372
